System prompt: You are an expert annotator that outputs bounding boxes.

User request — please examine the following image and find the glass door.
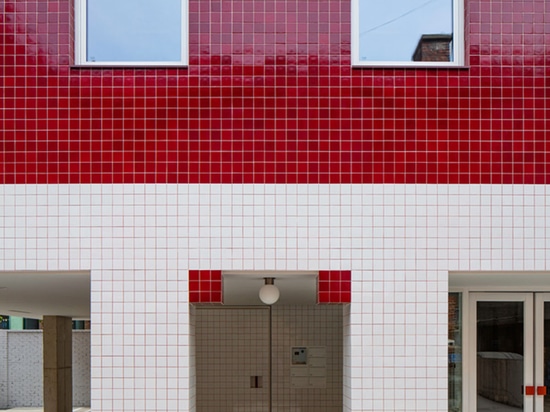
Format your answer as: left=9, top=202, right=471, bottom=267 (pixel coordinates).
left=468, top=293, right=550, bottom=412
left=470, top=293, right=534, bottom=412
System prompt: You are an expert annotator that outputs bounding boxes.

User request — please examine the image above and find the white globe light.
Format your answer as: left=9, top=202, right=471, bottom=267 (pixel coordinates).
left=259, top=284, right=280, bottom=305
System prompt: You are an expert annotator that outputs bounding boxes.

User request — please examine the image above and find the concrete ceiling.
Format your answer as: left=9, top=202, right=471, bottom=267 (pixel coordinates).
left=0, top=271, right=90, bottom=320
left=0, top=270, right=317, bottom=320
left=222, top=271, right=318, bottom=305
left=449, top=271, right=550, bottom=290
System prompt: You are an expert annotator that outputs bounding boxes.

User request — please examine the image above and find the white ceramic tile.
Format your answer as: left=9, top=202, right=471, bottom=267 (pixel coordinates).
left=1, top=184, right=549, bottom=410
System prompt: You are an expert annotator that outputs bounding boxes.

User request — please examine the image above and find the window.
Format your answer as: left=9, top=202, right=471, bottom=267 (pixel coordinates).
left=351, top=0, right=464, bottom=67
left=75, top=0, right=188, bottom=66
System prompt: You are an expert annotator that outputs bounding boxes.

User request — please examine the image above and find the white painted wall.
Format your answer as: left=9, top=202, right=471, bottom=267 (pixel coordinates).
left=1, top=184, right=548, bottom=411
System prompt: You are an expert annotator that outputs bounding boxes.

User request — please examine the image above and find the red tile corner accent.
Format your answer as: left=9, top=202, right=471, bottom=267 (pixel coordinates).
left=318, top=270, right=351, bottom=304
left=188, top=270, right=223, bottom=304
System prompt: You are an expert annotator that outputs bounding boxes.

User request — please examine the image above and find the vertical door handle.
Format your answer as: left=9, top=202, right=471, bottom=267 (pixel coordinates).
left=537, top=386, right=547, bottom=396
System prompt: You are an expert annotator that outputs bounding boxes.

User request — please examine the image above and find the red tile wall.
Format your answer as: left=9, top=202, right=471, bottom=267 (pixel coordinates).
left=1, top=0, right=549, bottom=184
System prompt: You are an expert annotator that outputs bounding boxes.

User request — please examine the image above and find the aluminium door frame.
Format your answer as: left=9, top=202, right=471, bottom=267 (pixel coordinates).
left=467, top=292, right=534, bottom=411
left=534, top=293, right=550, bottom=412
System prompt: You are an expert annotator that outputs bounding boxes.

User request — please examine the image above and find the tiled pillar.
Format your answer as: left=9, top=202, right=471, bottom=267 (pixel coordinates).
left=43, top=316, right=72, bottom=412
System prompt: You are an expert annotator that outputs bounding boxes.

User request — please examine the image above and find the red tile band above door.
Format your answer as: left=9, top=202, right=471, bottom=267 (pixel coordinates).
left=188, top=270, right=351, bottom=304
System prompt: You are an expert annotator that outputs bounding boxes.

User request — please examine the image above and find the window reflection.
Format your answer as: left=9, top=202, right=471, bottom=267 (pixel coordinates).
left=86, top=0, right=182, bottom=63
left=358, top=0, right=453, bottom=62
left=477, top=302, right=524, bottom=410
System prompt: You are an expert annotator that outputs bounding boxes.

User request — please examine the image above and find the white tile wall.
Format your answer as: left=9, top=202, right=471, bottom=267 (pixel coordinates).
left=0, top=184, right=548, bottom=411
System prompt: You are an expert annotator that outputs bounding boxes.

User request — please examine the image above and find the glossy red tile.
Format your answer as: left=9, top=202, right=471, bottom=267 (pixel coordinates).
left=1, top=0, right=549, bottom=184
left=188, top=270, right=223, bottom=303
left=318, top=270, right=351, bottom=304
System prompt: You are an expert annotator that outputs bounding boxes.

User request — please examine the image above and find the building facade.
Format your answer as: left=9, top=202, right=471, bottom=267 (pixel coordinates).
left=1, top=0, right=549, bottom=411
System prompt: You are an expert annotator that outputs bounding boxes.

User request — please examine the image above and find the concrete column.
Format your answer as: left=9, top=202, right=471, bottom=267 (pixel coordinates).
left=43, top=316, right=72, bottom=412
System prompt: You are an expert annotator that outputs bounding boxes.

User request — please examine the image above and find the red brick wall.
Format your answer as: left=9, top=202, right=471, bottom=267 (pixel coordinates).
left=412, top=35, right=452, bottom=62
left=1, top=0, right=548, bottom=184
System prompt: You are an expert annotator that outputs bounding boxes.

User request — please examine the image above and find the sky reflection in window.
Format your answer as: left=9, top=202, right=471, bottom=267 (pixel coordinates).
left=358, top=0, right=452, bottom=62
left=86, top=0, right=182, bottom=63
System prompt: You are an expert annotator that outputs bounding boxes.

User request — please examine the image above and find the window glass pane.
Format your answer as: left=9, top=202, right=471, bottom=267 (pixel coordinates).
left=86, top=0, right=182, bottom=63
left=476, top=301, right=524, bottom=410
left=358, top=0, right=453, bottom=62
left=448, top=293, right=462, bottom=412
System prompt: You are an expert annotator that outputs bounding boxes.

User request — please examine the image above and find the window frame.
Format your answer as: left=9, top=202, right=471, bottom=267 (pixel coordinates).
left=74, top=0, right=189, bottom=67
left=351, top=0, right=465, bottom=67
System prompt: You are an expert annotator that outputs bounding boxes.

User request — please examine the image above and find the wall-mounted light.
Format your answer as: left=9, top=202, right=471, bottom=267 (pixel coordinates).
left=259, top=277, right=280, bottom=305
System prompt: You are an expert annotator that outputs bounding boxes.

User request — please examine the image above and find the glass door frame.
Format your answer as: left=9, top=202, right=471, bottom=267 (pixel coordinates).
left=468, top=292, right=535, bottom=411
left=534, top=293, right=550, bottom=412
left=450, top=272, right=550, bottom=411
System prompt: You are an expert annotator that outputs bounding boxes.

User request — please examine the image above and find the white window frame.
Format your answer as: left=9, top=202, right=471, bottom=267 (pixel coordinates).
left=74, top=0, right=188, bottom=67
left=351, top=0, right=464, bottom=67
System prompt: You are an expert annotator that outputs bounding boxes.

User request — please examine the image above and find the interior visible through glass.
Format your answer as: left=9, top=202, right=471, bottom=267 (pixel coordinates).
left=477, top=301, right=524, bottom=411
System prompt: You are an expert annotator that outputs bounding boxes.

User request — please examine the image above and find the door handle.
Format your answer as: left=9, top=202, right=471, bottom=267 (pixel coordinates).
left=525, top=386, right=548, bottom=395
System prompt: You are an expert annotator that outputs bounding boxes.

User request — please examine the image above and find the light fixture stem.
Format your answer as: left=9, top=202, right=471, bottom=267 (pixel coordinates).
left=264, top=277, right=275, bottom=285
